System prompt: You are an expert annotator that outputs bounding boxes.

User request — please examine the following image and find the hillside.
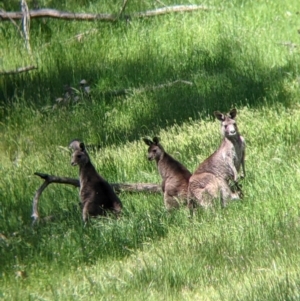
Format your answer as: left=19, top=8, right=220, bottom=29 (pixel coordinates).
left=1, top=0, right=300, bottom=300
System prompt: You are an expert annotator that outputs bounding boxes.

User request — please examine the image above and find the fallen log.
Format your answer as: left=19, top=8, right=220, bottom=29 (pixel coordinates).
left=32, top=172, right=161, bottom=222
left=0, top=9, right=116, bottom=21
left=0, top=5, right=214, bottom=22
left=0, top=65, right=37, bottom=75
left=102, top=79, right=193, bottom=98
left=133, top=4, right=213, bottom=18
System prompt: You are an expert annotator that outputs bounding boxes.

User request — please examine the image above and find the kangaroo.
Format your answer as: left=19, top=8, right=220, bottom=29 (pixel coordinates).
left=188, top=108, right=245, bottom=209
left=143, top=137, right=192, bottom=210
left=71, top=142, right=122, bottom=221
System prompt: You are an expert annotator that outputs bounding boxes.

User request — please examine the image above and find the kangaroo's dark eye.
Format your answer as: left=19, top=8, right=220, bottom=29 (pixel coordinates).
left=77, top=155, right=82, bottom=159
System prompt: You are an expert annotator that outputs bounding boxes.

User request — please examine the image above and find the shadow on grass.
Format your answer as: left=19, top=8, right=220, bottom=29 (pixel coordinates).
left=0, top=204, right=170, bottom=272
left=1, top=34, right=295, bottom=148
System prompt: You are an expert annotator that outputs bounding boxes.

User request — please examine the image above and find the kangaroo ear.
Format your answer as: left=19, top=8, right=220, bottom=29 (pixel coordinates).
left=152, top=137, right=160, bottom=145
left=79, top=142, right=86, bottom=151
left=143, top=138, right=153, bottom=146
left=228, top=108, right=237, bottom=119
left=69, top=139, right=82, bottom=151
left=214, top=111, right=225, bottom=121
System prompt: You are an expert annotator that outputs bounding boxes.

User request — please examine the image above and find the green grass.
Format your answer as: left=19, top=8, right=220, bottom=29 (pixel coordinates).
left=1, top=0, right=300, bottom=300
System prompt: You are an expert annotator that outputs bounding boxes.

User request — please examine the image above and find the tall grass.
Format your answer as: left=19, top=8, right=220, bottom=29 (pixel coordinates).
left=1, top=0, right=300, bottom=300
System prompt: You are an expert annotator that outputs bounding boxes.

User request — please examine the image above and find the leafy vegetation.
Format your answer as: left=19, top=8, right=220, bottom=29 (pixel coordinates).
left=1, top=0, right=300, bottom=300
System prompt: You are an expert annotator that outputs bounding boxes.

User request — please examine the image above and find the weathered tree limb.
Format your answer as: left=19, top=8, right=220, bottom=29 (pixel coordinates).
left=0, top=9, right=116, bottom=21
left=21, top=0, right=32, bottom=54
left=133, top=4, right=214, bottom=18
left=111, top=182, right=161, bottom=194
left=0, top=5, right=214, bottom=22
left=61, top=28, right=98, bottom=44
left=52, top=79, right=193, bottom=106
left=103, top=79, right=193, bottom=98
left=0, top=65, right=37, bottom=75
left=155, top=0, right=168, bottom=8
left=117, top=0, right=130, bottom=20
left=32, top=172, right=161, bottom=222
left=0, top=9, right=23, bottom=37
left=32, top=172, right=80, bottom=222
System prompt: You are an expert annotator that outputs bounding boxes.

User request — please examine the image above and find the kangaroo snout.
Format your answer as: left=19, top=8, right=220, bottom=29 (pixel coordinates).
left=228, top=128, right=236, bottom=136
left=224, top=122, right=237, bottom=137
left=71, top=161, right=77, bottom=166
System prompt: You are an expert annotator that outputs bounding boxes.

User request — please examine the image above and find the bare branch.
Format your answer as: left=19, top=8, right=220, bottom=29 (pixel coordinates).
left=102, top=79, right=193, bottom=98
left=72, top=28, right=98, bottom=42
left=0, top=9, right=23, bottom=37
left=155, top=0, right=168, bottom=8
left=32, top=172, right=161, bottom=223
left=132, top=5, right=214, bottom=18
left=34, top=172, right=80, bottom=186
left=0, top=5, right=214, bottom=22
left=112, top=182, right=161, bottom=194
left=117, top=0, right=130, bottom=20
left=32, top=180, right=50, bottom=221
left=0, top=65, right=37, bottom=75
left=21, top=0, right=32, bottom=54
left=0, top=9, right=117, bottom=21
left=32, top=172, right=80, bottom=222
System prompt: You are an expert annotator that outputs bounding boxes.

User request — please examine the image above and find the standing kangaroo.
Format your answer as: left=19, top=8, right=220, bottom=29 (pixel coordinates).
left=143, top=137, right=192, bottom=210
left=71, top=142, right=122, bottom=221
left=188, top=108, right=245, bottom=208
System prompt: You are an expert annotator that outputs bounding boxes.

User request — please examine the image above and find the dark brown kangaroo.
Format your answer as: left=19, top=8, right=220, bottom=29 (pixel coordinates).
left=71, top=142, right=122, bottom=221
left=143, top=137, right=192, bottom=210
left=188, top=108, right=245, bottom=208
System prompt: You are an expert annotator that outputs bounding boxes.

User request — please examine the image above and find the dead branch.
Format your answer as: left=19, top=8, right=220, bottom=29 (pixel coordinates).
left=277, top=41, right=297, bottom=48
left=0, top=65, right=37, bottom=75
left=72, top=28, right=98, bottom=42
left=32, top=172, right=161, bottom=222
left=112, top=182, right=161, bottom=193
left=0, top=5, right=214, bottom=22
left=21, top=0, right=32, bottom=54
left=117, top=0, right=130, bottom=20
left=133, top=4, right=214, bottom=18
left=0, top=9, right=23, bottom=37
left=0, top=9, right=116, bottom=21
left=103, top=79, right=193, bottom=98
left=155, top=0, right=168, bottom=8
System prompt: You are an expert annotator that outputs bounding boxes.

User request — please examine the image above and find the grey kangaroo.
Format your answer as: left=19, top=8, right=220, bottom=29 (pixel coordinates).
left=71, top=141, right=122, bottom=221
left=143, top=137, right=192, bottom=210
left=188, top=108, right=245, bottom=208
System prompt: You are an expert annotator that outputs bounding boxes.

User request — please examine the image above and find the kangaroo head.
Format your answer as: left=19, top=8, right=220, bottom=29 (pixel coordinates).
left=143, top=137, right=164, bottom=161
left=214, top=108, right=238, bottom=138
left=71, top=142, right=90, bottom=166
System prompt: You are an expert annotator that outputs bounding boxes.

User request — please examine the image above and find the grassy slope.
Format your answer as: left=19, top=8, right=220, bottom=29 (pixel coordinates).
left=1, top=0, right=300, bottom=300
